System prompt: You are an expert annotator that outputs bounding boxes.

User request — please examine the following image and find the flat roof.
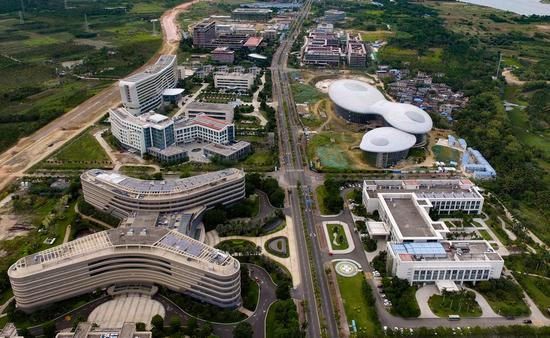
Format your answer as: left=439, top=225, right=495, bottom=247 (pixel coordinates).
left=122, top=55, right=175, bottom=84
left=83, top=168, right=243, bottom=196
left=10, top=227, right=238, bottom=277
left=363, top=179, right=483, bottom=200
left=244, top=36, right=263, bottom=47
left=366, top=221, right=390, bottom=236
left=185, top=101, right=234, bottom=113
left=162, top=88, right=184, bottom=96
left=203, top=141, right=250, bottom=156
left=359, top=127, right=416, bottom=153
left=390, top=240, right=503, bottom=263
left=384, top=197, right=434, bottom=238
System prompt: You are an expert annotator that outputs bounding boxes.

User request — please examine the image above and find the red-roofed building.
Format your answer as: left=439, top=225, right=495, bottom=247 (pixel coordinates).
left=244, top=36, right=263, bottom=50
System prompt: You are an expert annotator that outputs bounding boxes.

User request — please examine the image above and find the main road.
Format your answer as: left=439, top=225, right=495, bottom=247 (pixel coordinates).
left=0, top=0, right=199, bottom=192
left=271, top=1, right=339, bottom=337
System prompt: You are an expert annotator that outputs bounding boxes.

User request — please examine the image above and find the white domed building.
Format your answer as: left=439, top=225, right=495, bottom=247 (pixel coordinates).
left=359, top=127, right=416, bottom=168
left=328, top=79, right=433, bottom=167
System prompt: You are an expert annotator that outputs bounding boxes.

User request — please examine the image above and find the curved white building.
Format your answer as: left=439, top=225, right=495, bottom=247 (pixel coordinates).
left=81, top=168, right=245, bottom=219
left=119, top=55, right=178, bottom=115
left=8, top=227, right=241, bottom=313
left=359, top=127, right=416, bottom=168
left=328, top=79, right=433, bottom=147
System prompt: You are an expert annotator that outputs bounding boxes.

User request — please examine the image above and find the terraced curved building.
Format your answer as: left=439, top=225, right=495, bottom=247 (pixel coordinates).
left=8, top=227, right=241, bottom=313
left=81, top=168, right=246, bottom=219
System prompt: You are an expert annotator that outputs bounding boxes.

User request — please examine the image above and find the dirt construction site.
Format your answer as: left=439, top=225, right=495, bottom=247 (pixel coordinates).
left=0, top=0, right=200, bottom=193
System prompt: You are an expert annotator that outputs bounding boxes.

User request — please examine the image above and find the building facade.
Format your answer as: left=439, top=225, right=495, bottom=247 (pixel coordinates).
left=211, top=47, right=235, bottom=64
left=119, top=55, right=178, bottom=115
left=185, top=102, right=235, bottom=122
left=214, top=72, right=254, bottom=91
left=81, top=168, right=246, bottom=219
left=360, top=179, right=501, bottom=285
left=8, top=227, right=241, bottom=312
left=193, top=20, right=216, bottom=49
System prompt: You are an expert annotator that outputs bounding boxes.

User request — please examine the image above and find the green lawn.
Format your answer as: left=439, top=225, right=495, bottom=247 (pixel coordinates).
left=36, top=128, right=112, bottom=170
left=119, top=165, right=157, bottom=178
left=327, top=223, right=349, bottom=250
left=485, top=219, right=511, bottom=246
left=242, top=148, right=278, bottom=170
left=514, top=273, right=550, bottom=318
left=428, top=291, right=482, bottom=317
left=336, top=273, right=379, bottom=336
left=432, top=145, right=460, bottom=163
left=290, top=83, right=325, bottom=104
left=478, top=229, right=492, bottom=241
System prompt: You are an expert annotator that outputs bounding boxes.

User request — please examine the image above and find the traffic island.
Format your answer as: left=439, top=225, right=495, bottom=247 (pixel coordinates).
left=322, top=221, right=355, bottom=254
left=265, top=236, right=289, bottom=258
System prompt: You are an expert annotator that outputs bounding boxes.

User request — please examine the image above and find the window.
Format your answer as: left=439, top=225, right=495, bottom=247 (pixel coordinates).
left=457, top=270, right=464, bottom=279
left=483, top=270, right=489, bottom=279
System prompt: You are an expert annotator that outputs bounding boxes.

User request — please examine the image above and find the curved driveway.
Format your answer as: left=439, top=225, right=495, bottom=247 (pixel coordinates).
left=156, top=264, right=277, bottom=338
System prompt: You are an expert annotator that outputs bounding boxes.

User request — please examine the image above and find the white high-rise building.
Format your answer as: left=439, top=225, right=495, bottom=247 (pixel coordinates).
left=119, top=55, right=178, bottom=115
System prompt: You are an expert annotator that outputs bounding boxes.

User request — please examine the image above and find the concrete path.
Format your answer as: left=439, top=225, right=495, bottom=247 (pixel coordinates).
left=498, top=216, right=517, bottom=241
left=415, top=285, right=439, bottom=318
left=74, top=202, right=115, bottom=229
left=463, top=287, right=500, bottom=317
left=94, top=129, right=118, bottom=165
left=63, top=224, right=71, bottom=243
left=244, top=74, right=268, bottom=126
left=88, top=294, right=164, bottom=329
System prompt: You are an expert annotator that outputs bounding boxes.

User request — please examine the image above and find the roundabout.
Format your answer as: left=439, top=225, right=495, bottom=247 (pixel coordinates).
left=334, top=260, right=360, bottom=277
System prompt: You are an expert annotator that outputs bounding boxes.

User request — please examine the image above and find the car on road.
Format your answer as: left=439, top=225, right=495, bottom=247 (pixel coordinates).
left=523, top=319, right=532, bottom=324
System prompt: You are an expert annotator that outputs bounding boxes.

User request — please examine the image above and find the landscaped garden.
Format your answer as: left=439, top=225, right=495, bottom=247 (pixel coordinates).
left=326, top=223, right=349, bottom=251
left=428, top=290, right=482, bottom=317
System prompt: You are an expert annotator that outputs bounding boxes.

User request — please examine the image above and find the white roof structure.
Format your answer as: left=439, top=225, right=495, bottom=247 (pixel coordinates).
left=359, top=127, right=416, bottom=153
left=162, top=88, right=185, bottom=96
left=328, top=79, right=433, bottom=134
left=370, top=101, right=432, bottom=134
left=328, top=79, right=385, bottom=113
